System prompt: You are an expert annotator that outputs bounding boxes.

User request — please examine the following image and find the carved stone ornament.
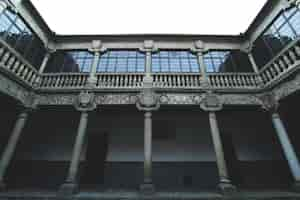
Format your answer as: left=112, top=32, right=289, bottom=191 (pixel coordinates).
left=24, top=91, right=38, bottom=110
left=136, top=88, right=160, bottom=111
left=74, top=91, right=97, bottom=111
left=257, top=92, right=279, bottom=112
left=200, top=92, right=223, bottom=111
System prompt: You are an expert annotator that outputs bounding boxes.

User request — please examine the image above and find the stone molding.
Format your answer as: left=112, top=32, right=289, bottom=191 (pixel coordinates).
left=74, top=91, right=97, bottom=112
left=136, top=88, right=160, bottom=111
left=200, top=92, right=223, bottom=112
left=256, top=92, right=279, bottom=113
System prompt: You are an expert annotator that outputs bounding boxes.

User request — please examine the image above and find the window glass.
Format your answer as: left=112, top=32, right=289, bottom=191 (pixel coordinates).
left=97, top=50, right=145, bottom=72
left=151, top=50, right=199, bottom=73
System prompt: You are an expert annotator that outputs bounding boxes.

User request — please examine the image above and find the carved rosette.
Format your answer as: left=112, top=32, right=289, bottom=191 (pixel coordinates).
left=74, top=91, right=97, bottom=112
left=200, top=92, right=223, bottom=112
left=136, top=88, right=160, bottom=111
left=257, top=92, right=279, bottom=113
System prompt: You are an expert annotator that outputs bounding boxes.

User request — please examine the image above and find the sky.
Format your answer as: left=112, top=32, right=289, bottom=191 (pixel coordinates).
left=30, top=0, right=268, bottom=35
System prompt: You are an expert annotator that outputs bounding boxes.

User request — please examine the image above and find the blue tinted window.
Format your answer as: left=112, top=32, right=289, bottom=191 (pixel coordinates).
left=0, top=8, right=46, bottom=69
left=97, top=50, right=145, bottom=72
left=152, top=50, right=199, bottom=73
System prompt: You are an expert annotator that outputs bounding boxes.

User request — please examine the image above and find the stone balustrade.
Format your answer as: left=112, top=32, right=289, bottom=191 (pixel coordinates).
left=0, top=37, right=300, bottom=92
left=39, top=73, right=89, bottom=89
left=153, top=73, right=202, bottom=89
left=208, top=73, right=260, bottom=89
left=0, top=39, right=39, bottom=87
left=96, top=73, right=144, bottom=89
left=259, top=38, right=300, bottom=86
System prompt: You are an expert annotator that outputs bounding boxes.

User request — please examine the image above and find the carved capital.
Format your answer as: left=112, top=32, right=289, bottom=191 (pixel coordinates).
left=191, top=40, right=207, bottom=54
left=136, top=88, right=160, bottom=111
left=139, top=40, right=158, bottom=53
left=24, top=92, right=39, bottom=110
left=200, top=92, right=223, bottom=111
left=257, top=92, right=279, bottom=113
left=240, top=41, right=254, bottom=54
left=89, top=40, right=105, bottom=52
left=74, top=91, right=97, bottom=112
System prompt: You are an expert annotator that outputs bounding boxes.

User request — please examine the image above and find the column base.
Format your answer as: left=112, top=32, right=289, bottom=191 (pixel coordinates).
left=292, top=181, right=300, bottom=192
left=218, top=181, right=236, bottom=195
left=139, top=182, right=155, bottom=195
left=0, top=181, right=6, bottom=192
left=58, top=182, right=78, bottom=196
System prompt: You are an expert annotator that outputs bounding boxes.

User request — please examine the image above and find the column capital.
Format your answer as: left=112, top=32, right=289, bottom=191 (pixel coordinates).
left=257, top=92, right=279, bottom=113
left=190, top=40, right=208, bottom=54
left=136, top=88, right=160, bottom=111
left=240, top=41, right=254, bottom=54
left=74, top=91, right=97, bottom=112
left=139, top=40, right=158, bottom=53
left=200, top=92, right=223, bottom=112
left=23, top=92, right=39, bottom=111
left=88, top=40, right=106, bottom=53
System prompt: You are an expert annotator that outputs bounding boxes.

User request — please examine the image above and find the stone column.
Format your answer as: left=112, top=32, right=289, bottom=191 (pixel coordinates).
left=59, top=111, right=89, bottom=195
left=208, top=111, right=236, bottom=194
left=0, top=110, right=29, bottom=190
left=247, top=52, right=259, bottom=73
left=194, top=40, right=209, bottom=87
left=38, top=52, right=52, bottom=74
left=87, top=40, right=102, bottom=87
left=197, top=51, right=207, bottom=79
left=141, top=111, right=153, bottom=190
left=271, top=112, right=300, bottom=189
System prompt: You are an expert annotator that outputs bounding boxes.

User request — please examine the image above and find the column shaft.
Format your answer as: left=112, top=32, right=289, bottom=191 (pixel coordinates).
left=66, top=112, right=88, bottom=183
left=247, top=53, right=259, bottom=73
left=197, top=51, right=207, bottom=79
left=271, top=112, right=300, bottom=181
left=208, top=112, right=229, bottom=182
left=144, top=111, right=152, bottom=183
left=89, top=52, right=100, bottom=78
left=38, top=52, right=51, bottom=74
left=0, top=111, right=28, bottom=183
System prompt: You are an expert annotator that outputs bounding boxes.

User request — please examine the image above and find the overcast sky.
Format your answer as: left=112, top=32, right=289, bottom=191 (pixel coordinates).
left=31, top=0, right=267, bottom=35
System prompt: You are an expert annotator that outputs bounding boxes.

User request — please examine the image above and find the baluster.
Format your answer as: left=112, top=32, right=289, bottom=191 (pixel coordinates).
left=289, top=50, right=297, bottom=63
left=283, top=55, right=292, bottom=66
left=55, top=76, right=61, bottom=87
left=17, top=64, right=25, bottom=77
left=1, top=51, right=10, bottom=64
left=294, top=45, right=300, bottom=57
left=176, top=75, right=181, bottom=87
left=213, top=76, right=219, bottom=87
left=269, top=67, right=277, bottom=78
left=124, top=75, right=128, bottom=88
left=12, top=61, right=20, bottom=73
left=224, top=75, right=229, bottom=87
left=250, top=75, right=256, bottom=86
left=266, top=70, right=273, bottom=81
left=21, top=67, right=29, bottom=80
left=0, top=47, right=5, bottom=58
left=273, top=63, right=281, bottom=74
left=278, top=59, right=287, bottom=71
left=128, top=75, right=132, bottom=88
left=6, top=56, right=15, bottom=70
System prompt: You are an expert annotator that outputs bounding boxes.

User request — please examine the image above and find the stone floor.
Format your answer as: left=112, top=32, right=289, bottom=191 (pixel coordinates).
left=1, top=189, right=300, bottom=200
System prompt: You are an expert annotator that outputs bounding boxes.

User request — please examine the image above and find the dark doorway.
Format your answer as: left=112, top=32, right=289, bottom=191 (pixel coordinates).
left=81, top=132, right=109, bottom=186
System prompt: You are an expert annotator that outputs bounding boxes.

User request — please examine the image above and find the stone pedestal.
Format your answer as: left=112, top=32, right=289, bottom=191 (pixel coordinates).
left=140, top=182, right=155, bottom=195
left=218, top=179, right=236, bottom=195
left=58, top=182, right=78, bottom=196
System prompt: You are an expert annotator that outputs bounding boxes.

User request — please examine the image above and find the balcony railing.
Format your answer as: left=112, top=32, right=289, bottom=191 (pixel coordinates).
left=0, top=37, right=300, bottom=92
left=259, top=38, right=300, bottom=87
left=0, top=39, right=39, bottom=87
